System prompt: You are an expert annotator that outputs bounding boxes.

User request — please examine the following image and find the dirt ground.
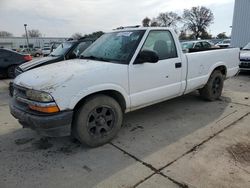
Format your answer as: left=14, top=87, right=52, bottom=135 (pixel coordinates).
left=0, top=72, right=250, bottom=188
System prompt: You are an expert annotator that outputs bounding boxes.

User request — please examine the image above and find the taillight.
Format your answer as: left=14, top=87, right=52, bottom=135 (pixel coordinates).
left=23, top=55, right=32, bottom=61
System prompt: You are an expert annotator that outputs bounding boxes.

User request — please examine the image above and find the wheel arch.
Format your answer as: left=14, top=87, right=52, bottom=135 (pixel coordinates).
left=72, top=89, right=128, bottom=113
left=209, top=63, right=227, bottom=78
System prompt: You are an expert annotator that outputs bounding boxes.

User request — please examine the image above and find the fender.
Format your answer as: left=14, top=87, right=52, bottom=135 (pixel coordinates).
left=69, top=83, right=130, bottom=110
left=206, top=61, right=227, bottom=82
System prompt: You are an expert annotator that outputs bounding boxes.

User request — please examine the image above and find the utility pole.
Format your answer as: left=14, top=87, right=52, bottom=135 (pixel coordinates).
left=24, top=24, right=30, bottom=51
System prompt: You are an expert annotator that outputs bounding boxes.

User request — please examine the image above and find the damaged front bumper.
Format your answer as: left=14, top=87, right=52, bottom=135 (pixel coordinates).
left=10, top=99, right=73, bottom=137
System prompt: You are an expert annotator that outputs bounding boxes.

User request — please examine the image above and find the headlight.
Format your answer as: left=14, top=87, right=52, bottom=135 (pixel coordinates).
left=26, top=90, right=53, bottom=102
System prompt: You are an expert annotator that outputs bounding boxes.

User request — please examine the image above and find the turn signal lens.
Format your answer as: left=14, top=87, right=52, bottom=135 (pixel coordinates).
left=29, top=105, right=60, bottom=113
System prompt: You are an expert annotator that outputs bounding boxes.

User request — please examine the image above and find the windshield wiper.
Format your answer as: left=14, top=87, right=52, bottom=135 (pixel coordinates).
left=80, top=55, right=111, bottom=62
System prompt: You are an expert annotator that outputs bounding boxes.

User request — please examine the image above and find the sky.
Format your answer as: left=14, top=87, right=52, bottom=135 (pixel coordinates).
left=0, top=0, right=235, bottom=38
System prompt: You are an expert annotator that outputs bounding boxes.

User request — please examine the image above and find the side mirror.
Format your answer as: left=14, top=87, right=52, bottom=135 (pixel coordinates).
left=134, top=50, right=159, bottom=64
left=182, top=48, right=189, bottom=53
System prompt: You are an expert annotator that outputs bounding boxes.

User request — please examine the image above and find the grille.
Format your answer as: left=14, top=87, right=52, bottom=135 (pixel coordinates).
left=13, top=85, right=29, bottom=110
left=15, top=67, right=23, bottom=77
left=240, top=62, right=250, bottom=68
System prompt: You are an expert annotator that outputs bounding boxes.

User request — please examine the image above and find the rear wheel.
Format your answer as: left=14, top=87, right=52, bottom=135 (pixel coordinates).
left=199, top=70, right=224, bottom=101
left=72, top=95, right=123, bottom=147
left=7, top=65, right=17, bottom=78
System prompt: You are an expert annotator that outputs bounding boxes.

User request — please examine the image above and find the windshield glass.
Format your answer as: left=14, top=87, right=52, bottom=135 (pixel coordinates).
left=81, top=30, right=145, bottom=64
left=50, top=42, right=73, bottom=56
left=243, top=43, right=250, bottom=50
left=181, top=42, right=194, bottom=50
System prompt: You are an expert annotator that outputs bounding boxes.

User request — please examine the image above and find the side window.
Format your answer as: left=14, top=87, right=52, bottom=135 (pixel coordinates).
left=73, top=41, right=93, bottom=57
left=141, top=30, right=177, bottom=60
left=202, top=42, right=211, bottom=48
left=194, top=42, right=202, bottom=49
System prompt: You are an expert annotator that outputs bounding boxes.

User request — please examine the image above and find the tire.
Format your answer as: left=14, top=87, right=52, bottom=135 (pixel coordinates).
left=7, top=65, right=17, bottom=78
left=35, top=53, right=40, bottom=57
left=72, top=95, right=123, bottom=147
left=199, top=70, right=224, bottom=101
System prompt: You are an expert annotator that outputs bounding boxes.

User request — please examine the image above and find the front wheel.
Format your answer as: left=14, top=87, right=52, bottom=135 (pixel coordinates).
left=199, top=70, right=224, bottom=101
left=72, top=95, right=123, bottom=147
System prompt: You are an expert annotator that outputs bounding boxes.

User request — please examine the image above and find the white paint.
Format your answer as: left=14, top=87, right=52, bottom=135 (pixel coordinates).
left=14, top=27, right=240, bottom=112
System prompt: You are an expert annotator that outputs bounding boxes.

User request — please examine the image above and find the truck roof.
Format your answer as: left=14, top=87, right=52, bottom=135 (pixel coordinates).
left=111, top=26, right=173, bottom=32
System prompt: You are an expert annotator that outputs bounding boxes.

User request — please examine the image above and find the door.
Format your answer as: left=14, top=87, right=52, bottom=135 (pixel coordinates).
left=0, top=49, right=11, bottom=68
left=129, top=30, right=183, bottom=109
left=194, top=42, right=203, bottom=49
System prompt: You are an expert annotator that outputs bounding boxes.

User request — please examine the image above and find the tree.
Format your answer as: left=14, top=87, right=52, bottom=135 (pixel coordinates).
left=179, top=30, right=188, bottom=40
left=200, top=31, right=212, bottom=39
left=0, top=31, right=13, bottom=37
left=183, top=6, right=214, bottom=39
left=28, top=29, right=42, bottom=37
left=22, top=29, right=42, bottom=38
left=157, top=12, right=181, bottom=27
left=71, top=32, right=83, bottom=39
left=150, top=18, right=160, bottom=27
left=217, top=32, right=228, bottom=39
left=142, top=17, right=151, bottom=27
left=84, top=31, right=104, bottom=39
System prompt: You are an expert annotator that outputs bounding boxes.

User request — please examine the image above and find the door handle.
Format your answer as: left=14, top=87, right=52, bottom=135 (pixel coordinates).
left=175, top=62, right=182, bottom=68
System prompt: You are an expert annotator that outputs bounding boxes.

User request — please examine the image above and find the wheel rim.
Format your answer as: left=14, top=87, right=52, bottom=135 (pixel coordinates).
left=87, top=106, right=115, bottom=137
left=212, top=76, right=221, bottom=95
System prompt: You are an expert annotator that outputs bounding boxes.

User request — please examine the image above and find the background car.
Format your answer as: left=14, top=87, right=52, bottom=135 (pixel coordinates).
left=42, top=47, right=51, bottom=56
left=0, top=48, right=32, bottom=78
left=21, top=48, right=43, bottom=57
left=15, top=37, right=96, bottom=76
left=239, top=42, right=250, bottom=71
left=9, top=37, right=96, bottom=96
left=181, top=40, right=219, bottom=52
left=215, top=39, right=231, bottom=48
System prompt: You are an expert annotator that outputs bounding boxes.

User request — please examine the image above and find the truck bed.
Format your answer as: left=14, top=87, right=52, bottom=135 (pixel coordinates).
left=184, top=48, right=240, bottom=93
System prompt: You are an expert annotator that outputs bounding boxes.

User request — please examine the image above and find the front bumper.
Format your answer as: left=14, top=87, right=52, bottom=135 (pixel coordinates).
left=10, top=99, right=73, bottom=137
left=239, top=61, right=250, bottom=71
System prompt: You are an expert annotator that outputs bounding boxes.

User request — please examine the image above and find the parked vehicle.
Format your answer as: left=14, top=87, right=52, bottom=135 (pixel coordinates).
left=181, top=40, right=219, bottom=52
left=239, top=42, right=250, bottom=71
left=10, top=27, right=239, bottom=147
left=215, top=39, right=231, bottom=48
left=14, top=38, right=96, bottom=77
left=0, top=49, right=32, bottom=78
left=21, top=48, right=43, bottom=57
left=42, top=47, right=51, bottom=56
left=9, top=37, right=96, bottom=96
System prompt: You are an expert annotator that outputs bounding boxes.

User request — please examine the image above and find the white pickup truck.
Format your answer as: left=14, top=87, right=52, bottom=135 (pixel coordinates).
left=10, top=27, right=239, bottom=147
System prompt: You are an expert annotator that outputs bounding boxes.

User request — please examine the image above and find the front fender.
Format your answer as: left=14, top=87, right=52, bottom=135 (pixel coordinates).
left=69, top=84, right=130, bottom=111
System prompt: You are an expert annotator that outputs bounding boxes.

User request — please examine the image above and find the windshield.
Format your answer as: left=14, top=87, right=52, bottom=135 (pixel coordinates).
left=50, top=42, right=73, bottom=56
left=243, top=43, right=250, bottom=50
left=81, top=30, right=145, bottom=64
left=181, top=42, right=194, bottom=50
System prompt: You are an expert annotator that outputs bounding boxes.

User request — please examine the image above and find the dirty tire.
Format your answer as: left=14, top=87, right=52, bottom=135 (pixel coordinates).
left=199, top=70, right=224, bottom=101
left=73, top=95, right=123, bottom=147
left=7, top=65, right=17, bottom=78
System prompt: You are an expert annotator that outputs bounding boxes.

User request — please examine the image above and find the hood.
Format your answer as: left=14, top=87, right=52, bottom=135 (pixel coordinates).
left=240, top=51, right=250, bottom=60
left=14, top=59, right=118, bottom=91
left=19, top=56, right=58, bottom=71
